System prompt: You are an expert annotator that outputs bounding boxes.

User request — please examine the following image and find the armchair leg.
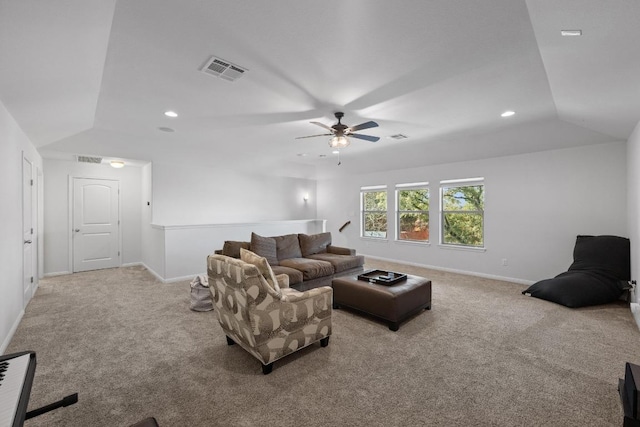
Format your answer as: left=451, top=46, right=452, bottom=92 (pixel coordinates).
left=320, top=336, right=330, bottom=347
left=262, top=363, right=273, bottom=375
left=226, top=336, right=235, bottom=346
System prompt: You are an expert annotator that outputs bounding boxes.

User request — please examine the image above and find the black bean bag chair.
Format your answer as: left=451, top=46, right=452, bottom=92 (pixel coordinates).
left=522, top=235, right=630, bottom=308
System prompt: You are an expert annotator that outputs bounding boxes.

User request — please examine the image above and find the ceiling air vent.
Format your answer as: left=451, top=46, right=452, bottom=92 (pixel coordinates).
left=201, top=56, right=247, bottom=82
left=389, top=134, right=408, bottom=140
left=76, top=155, right=102, bottom=164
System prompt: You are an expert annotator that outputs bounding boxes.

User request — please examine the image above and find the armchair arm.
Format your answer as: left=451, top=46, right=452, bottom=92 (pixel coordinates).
left=276, top=274, right=290, bottom=289
left=327, top=245, right=355, bottom=256
left=280, top=286, right=332, bottom=303
left=214, top=249, right=223, bottom=255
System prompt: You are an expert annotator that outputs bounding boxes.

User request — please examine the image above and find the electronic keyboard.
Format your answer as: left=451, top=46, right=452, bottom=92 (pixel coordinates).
left=0, top=351, right=77, bottom=427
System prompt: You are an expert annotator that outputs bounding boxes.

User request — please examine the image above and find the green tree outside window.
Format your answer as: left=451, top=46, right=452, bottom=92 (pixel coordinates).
left=441, top=184, right=484, bottom=247
left=362, top=190, right=387, bottom=238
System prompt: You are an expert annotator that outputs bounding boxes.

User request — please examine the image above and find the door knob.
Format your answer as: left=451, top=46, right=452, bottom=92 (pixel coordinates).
left=24, top=240, right=32, bottom=244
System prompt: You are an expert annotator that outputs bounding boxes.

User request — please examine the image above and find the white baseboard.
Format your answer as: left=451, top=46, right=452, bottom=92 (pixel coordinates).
left=139, top=263, right=197, bottom=284
left=44, top=271, right=71, bottom=277
left=361, top=254, right=535, bottom=286
left=122, top=262, right=143, bottom=268
left=0, top=310, right=25, bottom=354
left=631, top=303, right=640, bottom=331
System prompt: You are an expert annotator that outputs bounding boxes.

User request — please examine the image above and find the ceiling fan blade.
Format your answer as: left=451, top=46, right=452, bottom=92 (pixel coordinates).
left=310, top=121, right=334, bottom=132
left=295, top=133, right=333, bottom=139
left=349, top=133, right=380, bottom=142
left=349, top=121, right=379, bottom=132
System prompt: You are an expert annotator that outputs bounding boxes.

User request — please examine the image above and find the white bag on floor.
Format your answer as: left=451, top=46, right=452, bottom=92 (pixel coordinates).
left=190, top=275, right=213, bottom=312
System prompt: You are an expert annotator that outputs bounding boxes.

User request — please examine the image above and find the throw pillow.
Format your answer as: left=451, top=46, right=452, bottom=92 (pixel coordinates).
left=240, top=248, right=280, bottom=292
left=222, top=241, right=250, bottom=258
left=299, top=232, right=331, bottom=257
left=250, top=233, right=279, bottom=266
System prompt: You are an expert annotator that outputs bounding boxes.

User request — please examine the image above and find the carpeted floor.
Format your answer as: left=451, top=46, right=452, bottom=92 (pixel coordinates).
left=6, top=259, right=640, bottom=426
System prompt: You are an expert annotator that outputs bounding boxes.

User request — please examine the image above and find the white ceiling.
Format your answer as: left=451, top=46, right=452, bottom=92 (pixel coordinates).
left=1, top=0, right=639, bottom=178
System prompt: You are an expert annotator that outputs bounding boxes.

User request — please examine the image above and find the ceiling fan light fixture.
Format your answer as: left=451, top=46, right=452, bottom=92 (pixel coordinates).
left=329, top=136, right=350, bottom=148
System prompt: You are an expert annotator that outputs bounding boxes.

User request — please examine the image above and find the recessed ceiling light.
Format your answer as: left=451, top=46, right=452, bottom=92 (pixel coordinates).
left=110, top=160, right=125, bottom=169
left=158, top=127, right=175, bottom=132
left=501, top=111, right=515, bottom=117
left=561, top=30, right=582, bottom=37
left=164, top=111, right=178, bottom=118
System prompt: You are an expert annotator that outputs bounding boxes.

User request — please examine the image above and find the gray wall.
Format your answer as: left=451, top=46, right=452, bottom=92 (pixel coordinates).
left=150, top=161, right=317, bottom=225
left=0, top=100, right=42, bottom=352
left=317, top=142, right=628, bottom=284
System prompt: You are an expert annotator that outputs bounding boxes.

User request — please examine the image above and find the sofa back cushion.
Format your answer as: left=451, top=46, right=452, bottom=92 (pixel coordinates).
left=274, top=234, right=302, bottom=261
left=250, top=233, right=279, bottom=266
left=222, top=240, right=250, bottom=258
left=299, top=232, right=332, bottom=257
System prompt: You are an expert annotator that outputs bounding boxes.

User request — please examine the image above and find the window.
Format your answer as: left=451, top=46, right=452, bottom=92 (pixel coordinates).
left=396, top=183, right=429, bottom=242
left=361, top=186, right=387, bottom=238
left=440, top=178, right=484, bottom=247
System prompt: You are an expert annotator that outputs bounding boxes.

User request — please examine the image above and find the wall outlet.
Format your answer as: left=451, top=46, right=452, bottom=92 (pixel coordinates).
left=502, top=258, right=508, bottom=266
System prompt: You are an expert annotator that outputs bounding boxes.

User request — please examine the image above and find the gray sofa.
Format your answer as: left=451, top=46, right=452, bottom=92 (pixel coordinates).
left=215, top=232, right=364, bottom=291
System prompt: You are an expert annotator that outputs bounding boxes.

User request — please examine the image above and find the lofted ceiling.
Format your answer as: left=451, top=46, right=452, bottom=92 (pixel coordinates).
left=1, top=0, right=639, bottom=178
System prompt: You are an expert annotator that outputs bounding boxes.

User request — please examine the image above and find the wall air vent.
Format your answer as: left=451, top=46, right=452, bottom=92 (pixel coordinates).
left=201, top=56, right=247, bottom=82
left=389, top=134, right=408, bottom=140
left=76, top=155, right=103, bottom=164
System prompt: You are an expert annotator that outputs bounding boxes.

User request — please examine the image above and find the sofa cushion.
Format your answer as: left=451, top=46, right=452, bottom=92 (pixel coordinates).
left=271, top=265, right=304, bottom=285
left=250, top=233, right=279, bottom=266
left=306, top=253, right=365, bottom=273
left=240, top=248, right=280, bottom=292
left=274, top=234, right=302, bottom=261
left=299, top=232, right=332, bottom=257
left=279, top=258, right=334, bottom=281
left=221, top=240, right=250, bottom=258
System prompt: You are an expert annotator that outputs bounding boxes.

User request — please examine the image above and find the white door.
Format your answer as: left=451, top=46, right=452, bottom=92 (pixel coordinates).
left=22, top=157, right=34, bottom=306
left=73, top=178, right=120, bottom=272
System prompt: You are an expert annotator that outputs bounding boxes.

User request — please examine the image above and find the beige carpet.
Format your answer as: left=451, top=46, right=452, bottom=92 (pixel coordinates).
left=6, top=259, right=640, bottom=427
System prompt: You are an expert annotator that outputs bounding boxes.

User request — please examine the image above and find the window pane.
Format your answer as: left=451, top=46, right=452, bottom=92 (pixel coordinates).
left=442, top=213, right=483, bottom=246
left=398, top=189, right=429, bottom=211
left=442, top=185, right=484, bottom=211
left=363, top=191, right=387, bottom=210
left=363, top=212, right=387, bottom=238
left=398, top=212, right=429, bottom=241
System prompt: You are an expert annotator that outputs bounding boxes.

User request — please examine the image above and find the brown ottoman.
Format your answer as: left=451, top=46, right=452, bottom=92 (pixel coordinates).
left=332, top=274, right=432, bottom=331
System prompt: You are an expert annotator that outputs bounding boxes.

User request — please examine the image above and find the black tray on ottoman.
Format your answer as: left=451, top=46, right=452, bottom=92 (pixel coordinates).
left=357, top=269, right=407, bottom=285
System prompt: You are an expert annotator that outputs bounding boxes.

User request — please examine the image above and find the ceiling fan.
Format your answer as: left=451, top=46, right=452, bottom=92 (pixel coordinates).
left=296, top=112, right=380, bottom=148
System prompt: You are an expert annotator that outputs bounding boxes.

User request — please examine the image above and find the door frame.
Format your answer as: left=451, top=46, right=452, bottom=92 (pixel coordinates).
left=22, top=153, right=37, bottom=308
left=68, top=175, right=122, bottom=273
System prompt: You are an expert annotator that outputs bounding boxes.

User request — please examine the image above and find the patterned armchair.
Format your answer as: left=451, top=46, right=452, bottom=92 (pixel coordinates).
left=207, top=252, right=332, bottom=374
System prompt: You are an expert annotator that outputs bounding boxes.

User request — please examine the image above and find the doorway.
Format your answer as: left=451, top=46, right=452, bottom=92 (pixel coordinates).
left=72, top=178, right=121, bottom=272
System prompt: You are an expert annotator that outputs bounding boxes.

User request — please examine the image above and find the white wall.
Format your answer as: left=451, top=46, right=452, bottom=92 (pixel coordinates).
left=318, top=142, right=628, bottom=284
left=627, top=121, right=640, bottom=302
left=151, top=162, right=317, bottom=225
left=43, top=158, right=143, bottom=275
left=0, top=100, right=42, bottom=352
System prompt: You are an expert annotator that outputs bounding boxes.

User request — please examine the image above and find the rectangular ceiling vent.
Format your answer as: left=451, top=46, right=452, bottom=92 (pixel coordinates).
left=76, top=155, right=102, bottom=164
left=201, top=56, right=247, bottom=82
left=389, top=134, right=408, bottom=140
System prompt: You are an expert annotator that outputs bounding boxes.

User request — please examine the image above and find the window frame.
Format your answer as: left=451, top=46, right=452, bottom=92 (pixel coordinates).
left=395, top=182, right=430, bottom=244
left=360, top=185, right=388, bottom=239
left=439, top=178, right=485, bottom=249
